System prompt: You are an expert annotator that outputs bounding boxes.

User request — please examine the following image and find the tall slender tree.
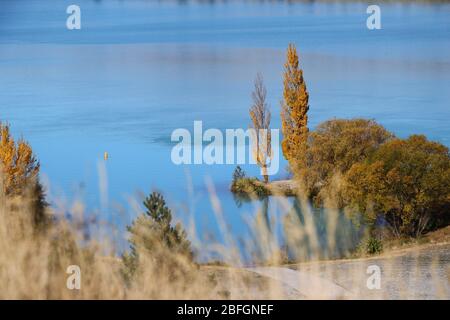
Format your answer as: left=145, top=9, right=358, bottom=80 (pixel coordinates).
left=250, top=73, right=271, bottom=183
left=280, top=44, right=309, bottom=168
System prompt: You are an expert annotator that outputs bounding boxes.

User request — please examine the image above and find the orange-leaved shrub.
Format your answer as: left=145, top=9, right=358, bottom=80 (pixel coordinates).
left=344, top=135, right=450, bottom=237
left=0, top=123, right=47, bottom=227
left=295, top=118, right=393, bottom=205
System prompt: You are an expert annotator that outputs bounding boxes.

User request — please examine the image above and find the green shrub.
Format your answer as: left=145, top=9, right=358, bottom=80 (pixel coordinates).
left=231, top=165, right=269, bottom=198
left=365, top=237, right=383, bottom=255
left=231, top=177, right=269, bottom=199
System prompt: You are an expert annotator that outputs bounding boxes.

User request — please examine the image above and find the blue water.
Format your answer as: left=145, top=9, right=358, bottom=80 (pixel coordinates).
left=1, top=0, right=449, bottom=256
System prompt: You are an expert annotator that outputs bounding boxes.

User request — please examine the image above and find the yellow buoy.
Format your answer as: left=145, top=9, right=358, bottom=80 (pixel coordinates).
left=104, top=152, right=109, bottom=160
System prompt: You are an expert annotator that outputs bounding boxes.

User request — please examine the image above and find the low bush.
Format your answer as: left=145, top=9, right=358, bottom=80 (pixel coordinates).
left=294, top=119, right=393, bottom=205
left=344, top=135, right=450, bottom=237
left=365, top=237, right=383, bottom=255
left=231, top=177, right=269, bottom=199
left=231, top=166, right=269, bottom=199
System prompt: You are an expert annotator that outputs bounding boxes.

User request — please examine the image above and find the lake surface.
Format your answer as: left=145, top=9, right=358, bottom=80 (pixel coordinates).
left=1, top=0, right=449, bottom=259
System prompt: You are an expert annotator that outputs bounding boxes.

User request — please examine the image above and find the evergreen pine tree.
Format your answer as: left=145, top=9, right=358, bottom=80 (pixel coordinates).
left=122, top=192, right=192, bottom=281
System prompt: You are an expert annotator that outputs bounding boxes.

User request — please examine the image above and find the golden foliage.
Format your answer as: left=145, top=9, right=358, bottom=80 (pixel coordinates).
left=344, top=135, right=450, bottom=237
left=281, top=43, right=309, bottom=166
left=296, top=118, right=393, bottom=204
left=0, top=123, right=40, bottom=196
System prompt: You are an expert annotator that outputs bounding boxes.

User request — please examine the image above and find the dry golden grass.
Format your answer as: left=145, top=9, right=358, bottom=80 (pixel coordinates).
left=0, top=178, right=294, bottom=299
left=0, top=174, right=447, bottom=299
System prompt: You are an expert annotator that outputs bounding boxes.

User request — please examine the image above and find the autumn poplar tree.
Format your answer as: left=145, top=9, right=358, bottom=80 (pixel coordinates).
left=249, top=73, right=271, bottom=183
left=0, top=123, right=47, bottom=227
left=280, top=44, right=309, bottom=168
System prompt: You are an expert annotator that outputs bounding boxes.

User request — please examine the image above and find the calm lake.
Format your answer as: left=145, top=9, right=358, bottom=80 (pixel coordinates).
left=1, top=0, right=449, bottom=259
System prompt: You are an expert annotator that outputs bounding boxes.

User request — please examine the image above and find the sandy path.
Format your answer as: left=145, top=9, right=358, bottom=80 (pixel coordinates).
left=246, top=267, right=353, bottom=299
left=246, top=243, right=449, bottom=299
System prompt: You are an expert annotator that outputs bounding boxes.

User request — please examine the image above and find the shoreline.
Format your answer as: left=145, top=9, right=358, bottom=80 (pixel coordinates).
left=255, top=179, right=299, bottom=196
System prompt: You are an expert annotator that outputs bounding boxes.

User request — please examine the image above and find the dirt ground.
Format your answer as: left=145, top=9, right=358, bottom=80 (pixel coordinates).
left=203, top=241, right=450, bottom=299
